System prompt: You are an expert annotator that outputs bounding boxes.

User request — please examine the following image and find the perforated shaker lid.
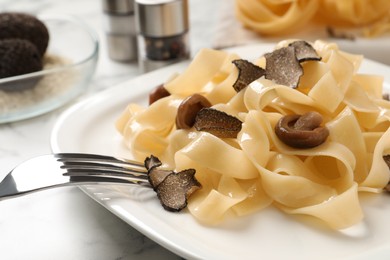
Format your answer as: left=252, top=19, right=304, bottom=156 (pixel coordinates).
left=135, top=0, right=189, bottom=37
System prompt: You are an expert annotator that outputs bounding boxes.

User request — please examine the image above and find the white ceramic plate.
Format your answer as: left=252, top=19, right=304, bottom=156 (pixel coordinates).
left=51, top=44, right=390, bottom=259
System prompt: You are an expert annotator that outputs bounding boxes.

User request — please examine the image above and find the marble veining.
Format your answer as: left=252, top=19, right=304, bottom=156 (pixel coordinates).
left=2, top=1, right=390, bottom=258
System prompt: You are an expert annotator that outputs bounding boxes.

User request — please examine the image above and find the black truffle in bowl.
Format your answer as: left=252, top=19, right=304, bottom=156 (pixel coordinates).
left=0, top=39, right=43, bottom=91
left=0, top=12, right=49, bottom=56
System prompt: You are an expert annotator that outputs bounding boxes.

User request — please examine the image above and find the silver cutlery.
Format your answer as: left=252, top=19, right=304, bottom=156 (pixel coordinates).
left=0, top=153, right=151, bottom=200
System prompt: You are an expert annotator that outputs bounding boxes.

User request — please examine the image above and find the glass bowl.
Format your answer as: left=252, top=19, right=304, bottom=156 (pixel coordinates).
left=0, top=14, right=99, bottom=123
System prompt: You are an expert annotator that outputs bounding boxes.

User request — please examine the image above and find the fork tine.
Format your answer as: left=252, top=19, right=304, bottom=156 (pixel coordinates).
left=60, top=161, right=148, bottom=175
left=68, top=175, right=149, bottom=186
left=63, top=168, right=149, bottom=180
left=55, top=153, right=145, bottom=169
left=0, top=153, right=153, bottom=200
left=56, top=153, right=150, bottom=184
left=68, top=174, right=149, bottom=186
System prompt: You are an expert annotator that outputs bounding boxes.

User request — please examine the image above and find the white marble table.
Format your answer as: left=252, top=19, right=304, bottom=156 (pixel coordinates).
left=2, top=0, right=390, bottom=259
left=0, top=0, right=223, bottom=259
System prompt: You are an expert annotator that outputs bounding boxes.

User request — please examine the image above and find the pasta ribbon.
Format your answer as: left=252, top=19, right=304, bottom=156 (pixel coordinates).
left=235, top=0, right=390, bottom=37
left=235, top=0, right=319, bottom=35
left=116, top=40, right=390, bottom=229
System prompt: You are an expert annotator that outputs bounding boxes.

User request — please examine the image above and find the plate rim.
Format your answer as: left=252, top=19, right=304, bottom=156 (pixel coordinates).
left=50, top=43, right=390, bottom=259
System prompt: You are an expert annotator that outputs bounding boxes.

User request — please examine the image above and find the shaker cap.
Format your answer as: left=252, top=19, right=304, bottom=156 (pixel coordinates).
left=135, top=0, right=189, bottom=37
left=102, top=0, right=134, bottom=14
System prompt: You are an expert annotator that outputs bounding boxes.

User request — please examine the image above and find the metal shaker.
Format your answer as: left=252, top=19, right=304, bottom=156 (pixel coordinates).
left=102, top=0, right=137, bottom=61
left=135, top=0, right=190, bottom=72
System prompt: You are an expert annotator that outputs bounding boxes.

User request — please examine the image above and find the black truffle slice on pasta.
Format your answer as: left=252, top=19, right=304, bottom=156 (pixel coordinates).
left=144, top=155, right=162, bottom=170
left=144, top=155, right=201, bottom=211
left=232, top=59, right=266, bottom=92
left=194, top=107, right=242, bottom=138
left=144, top=155, right=171, bottom=190
left=264, top=46, right=303, bottom=89
left=156, top=169, right=201, bottom=212
left=288, top=41, right=321, bottom=62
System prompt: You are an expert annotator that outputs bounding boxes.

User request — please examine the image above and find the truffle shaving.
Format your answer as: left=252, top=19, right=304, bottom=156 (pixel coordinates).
left=156, top=169, right=201, bottom=212
left=144, top=155, right=162, bottom=170
left=288, top=41, right=321, bottom=62
left=265, top=46, right=303, bottom=89
left=144, top=155, right=171, bottom=190
left=232, top=59, right=266, bottom=92
left=194, top=107, right=242, bottom=138
left=144, top=155, right=201, bottom=211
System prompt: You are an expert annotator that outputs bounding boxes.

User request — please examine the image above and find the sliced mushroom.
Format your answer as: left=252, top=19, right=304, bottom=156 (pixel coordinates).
left=176, top=94, right=212, bottom=129
left=275, top=111, right=329, bottom=148
left=383, top=155, right=390, bottom=168
left=383, top=155, right=390, bottom=192
left=149, top=84, right=170, bottom=105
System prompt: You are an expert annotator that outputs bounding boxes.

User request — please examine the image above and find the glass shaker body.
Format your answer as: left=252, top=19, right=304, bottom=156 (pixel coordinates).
left=135, top=0, right=190, bottom=72
left=137, top=31, right=189, bottom=72
left=102, top=0, right=137, bottom=62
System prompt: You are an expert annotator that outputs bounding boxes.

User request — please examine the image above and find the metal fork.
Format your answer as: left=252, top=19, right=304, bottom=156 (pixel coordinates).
left=0, top=153, right=151, bottom=200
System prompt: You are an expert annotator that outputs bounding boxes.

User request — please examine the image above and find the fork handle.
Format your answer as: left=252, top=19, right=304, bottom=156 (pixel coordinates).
left=0, top=174, right=150, bottom=200
left=0, top=174, right=21, bottom=199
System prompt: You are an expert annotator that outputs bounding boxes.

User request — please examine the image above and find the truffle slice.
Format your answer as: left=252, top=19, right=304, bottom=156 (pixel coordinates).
left=194, top=107, right=242, bottom=138
left=144, top=155, right=162, bottom=170
left=288, top=41, right=321, bottom=62
left=265, top=46, right=303, bottom=89
left=144, top=155, right=201, bottom=212
left=144, top=155, right=171, bottom=190
left=0, top=39, right=43, bottom=91
left=156, top=169, right=201, bottom=212
left=0, top=12, right=49, bottom=56
left=149, top=168, right=172, bottom=191
left=232, top=59, right=266, bottom=92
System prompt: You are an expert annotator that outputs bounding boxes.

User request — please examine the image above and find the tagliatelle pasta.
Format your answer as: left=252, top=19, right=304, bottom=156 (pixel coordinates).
left=319, top=0, right=390, bottom=27
left=235, top=0, right=390, bottom=37
left=234, top=0, right=319, bottom=35
left=116, top=40, right=390, bottom=229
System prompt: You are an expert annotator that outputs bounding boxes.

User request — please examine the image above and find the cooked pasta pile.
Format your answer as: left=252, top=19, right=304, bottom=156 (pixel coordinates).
left=235, top=0, right=390, bottom=37
left=116, top=40, right=390, bottom=229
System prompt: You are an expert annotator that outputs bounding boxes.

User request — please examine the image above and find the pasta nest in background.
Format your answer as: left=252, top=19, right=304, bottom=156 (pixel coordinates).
left=235, top=0, right=390, bottom=37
